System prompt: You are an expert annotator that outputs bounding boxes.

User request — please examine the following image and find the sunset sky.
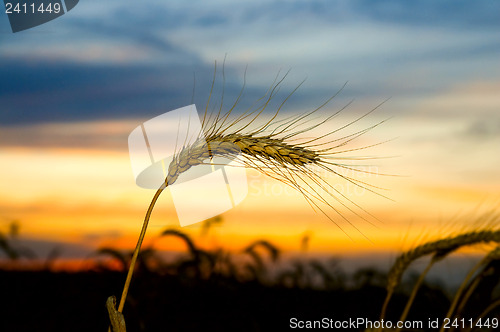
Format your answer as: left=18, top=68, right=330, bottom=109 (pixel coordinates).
left=1, top=1, right=499, bottom=262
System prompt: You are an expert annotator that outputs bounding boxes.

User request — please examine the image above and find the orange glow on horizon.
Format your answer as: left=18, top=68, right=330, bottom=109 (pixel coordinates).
left=1, top=104, right=500, bottom=260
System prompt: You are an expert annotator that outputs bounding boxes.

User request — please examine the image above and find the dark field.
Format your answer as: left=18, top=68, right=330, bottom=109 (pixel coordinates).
left=2, top=227, right=500, bottom=331
left=0, top=264, right=451, bottom=331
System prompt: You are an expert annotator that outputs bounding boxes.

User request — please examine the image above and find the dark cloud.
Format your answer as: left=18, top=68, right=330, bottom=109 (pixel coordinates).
left=81, top=230, right=123, bottom=242
left=67, top=16, right=193, bottom=58
left=0, top=237, right=92, bottom=259
left=0, top=59, right=187, bottom=124
left=462, top=119, right=500, bottom=140
left=0, top=57, right=343, bottom=126
left=353, top=0, right=500, bottom=30
left=194, top=14, right=229, bottom=27
left=0, top=121, right=131, bottom=150
left=0, top=58, right=215, bottom=125
left=238, top=0, right=500, bottom=30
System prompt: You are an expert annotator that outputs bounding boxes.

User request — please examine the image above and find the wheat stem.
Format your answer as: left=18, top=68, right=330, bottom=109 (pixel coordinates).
left=455, top=274, right=482, bottom=318
left=107, top=64, right=390, bottom=330
left=379, top=289, right=393, bottom=322
left=440, top=252, right=498, bottom=332
left=455, top=247, right=500, bottom=318
left=444, top=259, right=484, bottom=318
left=117, top=184, right=166, bottom=313
left=381, top=229, right=500, bottom=323
left=396, top=259, right=434, bottom=331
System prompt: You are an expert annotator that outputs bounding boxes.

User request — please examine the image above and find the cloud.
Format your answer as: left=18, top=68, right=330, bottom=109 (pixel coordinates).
left=0, top=0, right=499, bottom=127
left=352, top=0, right=500, bottom=30
left=462, top=119, right=500, bottom=140
left=0, top=58, right=206, bottom=125
left=0, top=236, right=93, bottom=259
left=0, top=56, right=349, bottom=126
left=0, top=119, right=135, bottom=150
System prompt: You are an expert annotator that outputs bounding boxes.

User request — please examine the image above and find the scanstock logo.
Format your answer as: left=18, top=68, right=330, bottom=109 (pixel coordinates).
left=4, top=0, right=79, bottom=33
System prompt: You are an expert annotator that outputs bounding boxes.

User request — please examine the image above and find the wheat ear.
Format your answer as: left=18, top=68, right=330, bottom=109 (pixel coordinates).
left=166, top=134, right=319, bottom=185
left=112, top=132, right=327, bottom=326
left=110, top=63, right=388, bottom=328
left=380, top=229, right=500, bottom=322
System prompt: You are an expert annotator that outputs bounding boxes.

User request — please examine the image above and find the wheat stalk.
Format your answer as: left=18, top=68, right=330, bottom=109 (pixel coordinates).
left=395, top=251, right=450, bottom=332
left=109, top=62, right=388, bottom=329
left=167, top=65, right=390, bottom=233
left=388, top=230, right=500, bottom=291
left=455, top=246, right=500, bottom=316
left=380, top=229, right=500, bottom=323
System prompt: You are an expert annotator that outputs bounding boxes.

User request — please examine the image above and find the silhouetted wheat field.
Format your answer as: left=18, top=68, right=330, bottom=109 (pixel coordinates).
left=1, top=220, right=500, bottom=331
